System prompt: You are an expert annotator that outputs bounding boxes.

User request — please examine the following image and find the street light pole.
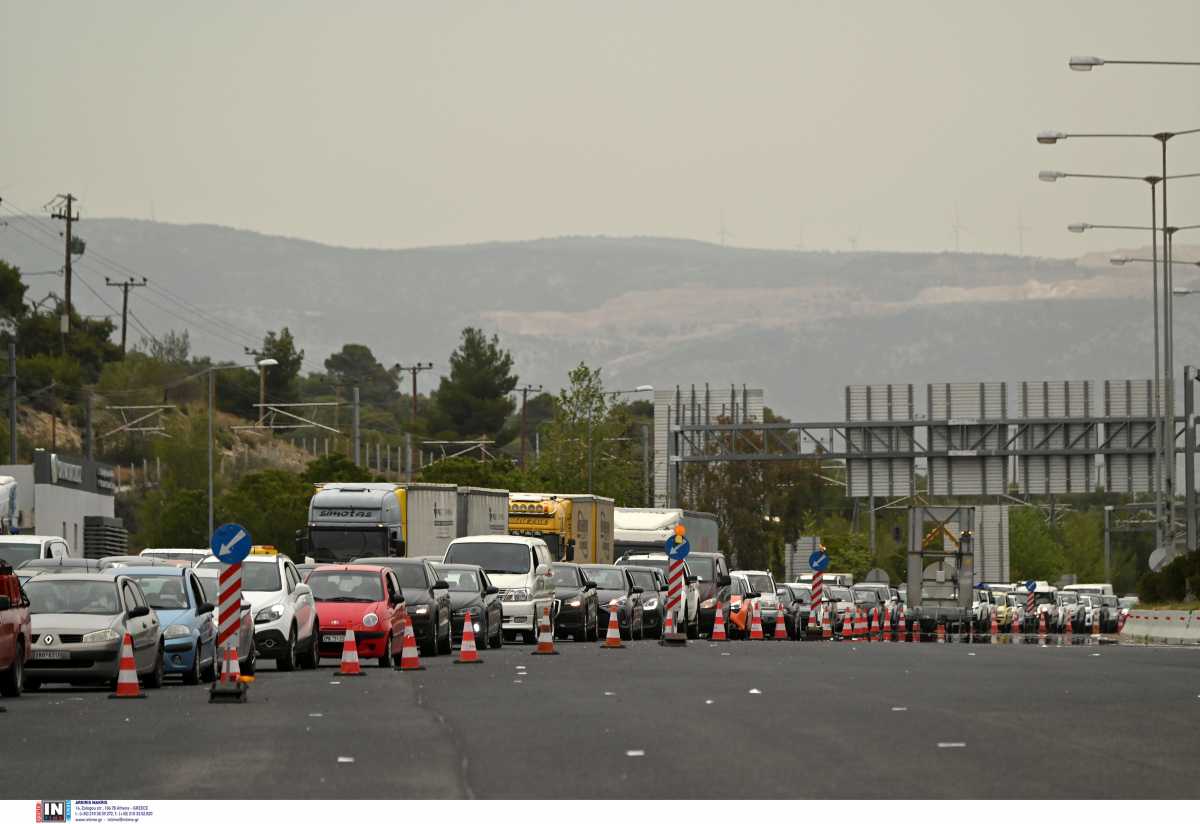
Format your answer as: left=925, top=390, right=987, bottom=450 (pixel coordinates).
left=208, top=369, right=214, bottom=539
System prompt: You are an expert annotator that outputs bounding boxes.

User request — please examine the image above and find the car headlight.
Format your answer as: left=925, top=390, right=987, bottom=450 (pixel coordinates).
left=255, top=604, right=285, bottom=624
left=616, top=596, right=628, bottom=606
left=362, top=613, right=379, bottom=628
left=731, top=603, right=741, bottom=613
left=644, top=598, right=658, bottom=610
left=163, top=624, right=192, bottom=640
left=414, top=606, right=429, bottom=615
left=82, top=628, right=121, bottom=644
left=567, top=598, right=581, bottom=608
left=700, top=597, right=715, bottom=609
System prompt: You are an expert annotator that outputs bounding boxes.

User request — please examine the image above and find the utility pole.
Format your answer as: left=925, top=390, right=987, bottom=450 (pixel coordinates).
left=50, top=194, right=79, bottom=340
left=396, top=362, right=433, bottom=428
left=105, top=277, right=148, bottom=355
left=7, top=344, right=16, bottom=463
left=517, top=384, right=542, bottom=469
left=641, top=423, right=650, bottom=506
left=352, top=386, right=361, bottom=466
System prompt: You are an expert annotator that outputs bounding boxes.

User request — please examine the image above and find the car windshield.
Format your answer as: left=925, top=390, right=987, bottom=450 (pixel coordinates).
left=0, top=543, right=43, bottom=566
left=142, top=550, right=204, bottom=562
left=829, top=586, right=852, bottom=601
left=1033, top=592, right=1055, bottom=606
left=853, top=590, right=877, bottom=603
left=551, top=565, right=580, bottom=588
left=438, top=569, right=480, bottom=593
left=444, top=543, right=532, bottom=575
left=1101, top=596, right=1118, bottom=606
left=241, top=562, right=282, bottom=592
left=787, top=587, right=812, bottom=604
left=586, top=568, right=627, bottom=589
left=627, top=570, right=658, bottom=591
left=126, top=575, right=190, bottom=610
left=1059, top=592, right=1078, bottom=604
left=25, top=579, right=121, bottom=615
left=307, top=571, right=383, bottom=602
left=309, top=528, right=388, bottom=561
left=686, top=556, right=715, bottom=580
left=362, top=562, right=429, bottom=590
left=745, top=574, right=774, bottom=595
left=616, top=556, right=674, bottom=576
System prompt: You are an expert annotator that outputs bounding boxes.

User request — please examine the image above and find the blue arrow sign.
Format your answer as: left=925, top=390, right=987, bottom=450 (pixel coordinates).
left=211, top=523, right=253, bottom=564
left=665, top=536, right=691, bottom=561
left=808, top=549, right=830, bottom=572
left=1025, top=580, right=1037, bottom=593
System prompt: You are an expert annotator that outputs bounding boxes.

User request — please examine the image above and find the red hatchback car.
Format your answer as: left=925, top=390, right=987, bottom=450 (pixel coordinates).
left=306, top=564, right=406, bottom=667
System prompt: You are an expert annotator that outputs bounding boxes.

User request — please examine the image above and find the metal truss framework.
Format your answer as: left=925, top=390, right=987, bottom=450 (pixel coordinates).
left=230, top=402, right=340, bottom=434
left=101, top=405, right=176, bottom=439
left=421, top=440, right=498, bottom=466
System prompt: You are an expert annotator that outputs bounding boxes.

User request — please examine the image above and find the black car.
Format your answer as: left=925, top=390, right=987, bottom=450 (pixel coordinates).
left=623, top=566, right=666, bottom=639
left=685, top=552, right=732, bottom=636
left=582, top=564, right=645, bottom=641
left=777, top=583, right=813, bottom=639
left=432, top=562, right=504, bottom=649
left=354, top=557, right=451, bottom=657
left=550, top=562, right=599, bottom=642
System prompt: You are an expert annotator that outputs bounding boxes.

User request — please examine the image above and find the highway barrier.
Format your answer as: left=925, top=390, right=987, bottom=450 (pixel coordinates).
left=1119, top=610, right=1200, bottom=644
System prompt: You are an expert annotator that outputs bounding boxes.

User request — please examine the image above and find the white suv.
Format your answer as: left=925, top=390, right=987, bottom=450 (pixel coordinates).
left=198, top=550, right=318, bottom=670
left=443, top=535, right=555, bottom=644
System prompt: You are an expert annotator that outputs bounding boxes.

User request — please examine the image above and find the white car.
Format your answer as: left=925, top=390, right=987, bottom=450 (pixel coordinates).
left=140, top=548, right=210, bottom=565
left=616, top=552, right=699, bottom=638
left=734, top=569, right=781, bottom=633
left=198, top=549, right=318, bottom=670
left=443, top=535, right=556, bottom=644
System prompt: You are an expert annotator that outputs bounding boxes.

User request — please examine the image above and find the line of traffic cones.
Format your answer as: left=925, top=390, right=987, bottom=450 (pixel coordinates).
left=457, top=608, right=484, bottom=663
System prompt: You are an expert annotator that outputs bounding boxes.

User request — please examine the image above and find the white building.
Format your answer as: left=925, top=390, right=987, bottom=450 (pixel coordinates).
left=0, top=450, right=117, bottom=553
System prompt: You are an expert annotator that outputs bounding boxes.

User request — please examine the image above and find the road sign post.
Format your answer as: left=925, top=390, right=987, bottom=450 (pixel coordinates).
left=210, top=523, right=253, bottom=703
left=661, top=525, right=690, bottom=646
left=809, top=546, right=828, bottom=638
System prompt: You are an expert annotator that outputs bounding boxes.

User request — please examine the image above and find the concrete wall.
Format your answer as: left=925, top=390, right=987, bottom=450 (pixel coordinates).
left=34, top=484, right=115, bottom=553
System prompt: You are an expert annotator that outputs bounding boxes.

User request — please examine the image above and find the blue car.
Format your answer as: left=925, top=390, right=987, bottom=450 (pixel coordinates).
left=121, top=566, right=218, bottom=684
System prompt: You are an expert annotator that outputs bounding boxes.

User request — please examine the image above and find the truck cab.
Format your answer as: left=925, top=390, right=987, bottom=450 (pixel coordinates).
left=0, top=535, right=73, bottom=568
left=303, top=485, right=404, bottom=562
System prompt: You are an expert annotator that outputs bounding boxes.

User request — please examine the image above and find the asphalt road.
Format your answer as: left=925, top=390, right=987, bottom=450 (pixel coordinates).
left=3, top=637, right=1198, bottom=799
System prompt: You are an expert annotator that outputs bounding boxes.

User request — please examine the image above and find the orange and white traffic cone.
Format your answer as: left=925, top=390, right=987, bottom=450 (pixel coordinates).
left=108, top=632, right=145, bottom=700
left=456, top=608, right=484, bottom=664
left=397, top=611, right=425, bottom=671
left=841, top=609, right=854, bottom=642
left=990, top=611, right=1000, bottom=640
left=821, top=606, right=832, bottom=640
left=897, top=607, right=906, bottom=643
left=1038, top=611, right=1048, bottom=641
left=749, top=600, right=765, bottom=640
left=1091, top=614, right=1101, bottom=639
left=773, top=607, right=789, bottom=640
left=339, top=628, right=365, bottom=676
left=532, top=603, right=558, bottom=655
left=711, top=600, right=728, bottom=641
left=1011, top=612, right=1021, bottom=640
left=936, top=621, right=946, bottom=643
left=601, top=599, right=624, bottom=648
left=882, top=607, right=892, bottom=642
left=855, top=608, right=865, bottom=641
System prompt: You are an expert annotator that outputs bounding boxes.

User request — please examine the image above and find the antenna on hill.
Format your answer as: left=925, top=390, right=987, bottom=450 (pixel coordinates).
left=951, top=204, right=968, bottom=253
left=1016, top=209, right=1032, bottom=256
left=719, top=209, right=734, bottom=246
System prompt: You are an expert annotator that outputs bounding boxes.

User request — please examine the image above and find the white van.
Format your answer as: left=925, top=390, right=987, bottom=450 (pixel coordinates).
left=443, top=535, right=555, bottom=644
left=0, top=535, right=74, bottom=567
left=1063, top=583, right=1114, bottom=597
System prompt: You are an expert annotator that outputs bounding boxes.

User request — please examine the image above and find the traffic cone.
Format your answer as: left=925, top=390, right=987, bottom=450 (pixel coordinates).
left=108, top=632, right=145, bottom=699
left=749, top=600, right=765, bottom=640
left=532, top=603, right=558, bottom=655
left=856, top=608, right=865, bottom=640
left=602, top=599, right=624, bottom=649
left=882, top=607, right=892, bottom=642
left=1038, top=611, right=1048, bottom=638
left=224, top=645, right=242, bottom=682
left=773, top=607, right=789, bottom=640
left=1064, top=614, right=1074, bottom=645
left=896, top=607, right=906, bottom=643
left=339, top=628, right=365, bottom=676
left=821, top=606, right=832, bottom=640
left=711, top=600, right=728, bottom=641
left=1011, top=612, right=1021, bottom=640
left=456, top=608, right=484, bottom=663
left=1091, top=614, right=1101, bottom=639
left=841, top=609, right=854, bottom=642
left=911, top=616, right=920, bottom=643
left=936, top=621, right=946, bottom=643
left=397, top=611, right=425, bottom=671
left=990, top=611, right=1000, bottom=640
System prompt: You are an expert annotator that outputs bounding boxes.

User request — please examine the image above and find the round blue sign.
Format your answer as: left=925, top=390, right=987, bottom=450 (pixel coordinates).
left=665, top=536, right=691, bottom=561
left=808, top=550, right=830, bottom=572
left=1025, top=580, right=1037, bottom=593
left=211, top=523, right=253, bottom=564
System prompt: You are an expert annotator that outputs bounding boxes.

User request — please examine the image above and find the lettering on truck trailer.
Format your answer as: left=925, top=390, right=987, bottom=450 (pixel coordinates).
left=316, top=508, right=379, bottom=519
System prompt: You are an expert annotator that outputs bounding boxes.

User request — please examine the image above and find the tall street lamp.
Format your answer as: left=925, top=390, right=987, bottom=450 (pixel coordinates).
left=1069, top=56, right=1200, bottom=71
left=257, top=357, right=279, bottom=425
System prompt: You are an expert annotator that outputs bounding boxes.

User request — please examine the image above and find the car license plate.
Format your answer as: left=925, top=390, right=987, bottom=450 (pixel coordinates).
left=32, top=650, right=70, bottom=660
left=322, top=633, right=345, bottom=644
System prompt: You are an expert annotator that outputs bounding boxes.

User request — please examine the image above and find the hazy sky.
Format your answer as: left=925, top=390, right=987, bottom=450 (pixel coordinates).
left=3, top=1, right=1199, bottom=257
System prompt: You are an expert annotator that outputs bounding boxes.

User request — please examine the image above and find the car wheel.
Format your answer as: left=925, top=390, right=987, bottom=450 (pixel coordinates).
left=490, top=621, right=503, bottom=649
left=182, top=644, right=202, bottom=685
left=142, top=644, right=165, bottom=689
left=297, top=620, right=319, bottom=670
left=437, top=614, right=452, bottom=655
left=587, top=607, right=599, bottom=642
left=379, top=635, right=392, bottom=668
left=277, top=626, right=298, bottom=672
left=0, top=638, right=23, bottom=697
left=243, top=644, right=257, bottom=676
left=687, top=615, right=699, bottom=639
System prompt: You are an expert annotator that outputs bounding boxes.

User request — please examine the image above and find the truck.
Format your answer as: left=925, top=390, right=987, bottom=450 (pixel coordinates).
left=0, top=560, right=32, bottom=696
left=456, top=487, right=509, bottom=539
left=506, top=493, right=614, bottom=564
left=910, top=559, right=969, bottom=634
left=300, top=482, right=460, bottom=562
left=613, top=508, right=719, bottom=558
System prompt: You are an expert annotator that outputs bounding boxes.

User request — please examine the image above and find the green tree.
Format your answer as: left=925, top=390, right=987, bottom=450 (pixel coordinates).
left=419, top=456, right=528, bottom=489
left=1009, top=507, right=1063, bottom=582
left=430, top=328, right=517, bottom=439
left=219, top=469, right=315, bottom=559
left=260, top=327, right=304, bottom=402
left=301, top=454, right=375, bottom=484
left=0, top=259, right=29, bottom=322
left=324, top=344, right=398, bottom=405
left=135, top=489, right=209, bottom=549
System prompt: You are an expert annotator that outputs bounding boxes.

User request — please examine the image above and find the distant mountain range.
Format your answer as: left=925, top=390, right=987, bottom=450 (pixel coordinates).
left=3, top=217, right=1196, bottom=420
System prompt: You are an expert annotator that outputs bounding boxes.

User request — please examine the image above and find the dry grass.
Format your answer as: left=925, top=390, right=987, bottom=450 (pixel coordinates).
left=1135, top=602, right=1200, bottom=611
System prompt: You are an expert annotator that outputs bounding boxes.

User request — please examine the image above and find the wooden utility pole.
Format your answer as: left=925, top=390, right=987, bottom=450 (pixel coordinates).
left=397, top=362, right=433, bottom=429
left=105, top=277, right=148, bottom=354
left=50, top=194, right=79, bottom=345
left=518, top=384, right=542, bottom=468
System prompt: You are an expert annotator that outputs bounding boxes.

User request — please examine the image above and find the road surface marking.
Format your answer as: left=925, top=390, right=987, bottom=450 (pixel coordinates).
left=937, top=742, right=966, bottom=748
left=626, top=750, right=645, bottom=757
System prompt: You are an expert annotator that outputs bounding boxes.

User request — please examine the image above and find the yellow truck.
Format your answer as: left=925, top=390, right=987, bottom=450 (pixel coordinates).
left=507, top=493, right=614, bottom=564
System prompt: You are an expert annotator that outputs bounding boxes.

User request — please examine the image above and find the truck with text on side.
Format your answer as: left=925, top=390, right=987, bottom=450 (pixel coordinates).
left=507, top=493, right=615, bottom=564
left=299, top=482, right=461, bottom=562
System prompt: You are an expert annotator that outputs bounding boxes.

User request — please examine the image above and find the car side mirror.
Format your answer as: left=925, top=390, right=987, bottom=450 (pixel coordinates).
left=433, top=580, right=450, bottom=591
left=745, top=591, right=760, bottom=599
left=717, top=574, right=732, bottom=587
left=685, top=575, right=697, bottom=585
left=128, top=605, right=150, bottom=619
left=240, top=601, right=251, bottom=612
left=389, top=537, right=404, bottom=553
left=485, top=586, right=499, bottom=596
left=294, top=583, right=311, bottom=598
left=659, top=583, right=669, bottom=592
left=294, top=532, right=310, bottom=556
left=197, top=602, right=215, bottom=616
left=535, top=564, right=552, bottom=579
left=584, top=581, right=596, bottom=591
left=631, top=586, right=643, bottom=595
left=0, top=595, right=9, bottom=610
left=390, top=594, right=406, bottom=606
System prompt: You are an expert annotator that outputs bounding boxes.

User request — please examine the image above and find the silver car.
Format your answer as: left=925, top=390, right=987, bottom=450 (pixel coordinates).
left=23, top=573, right=164, bottom=690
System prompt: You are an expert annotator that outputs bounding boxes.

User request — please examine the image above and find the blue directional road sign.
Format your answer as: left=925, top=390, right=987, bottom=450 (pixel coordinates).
left=1025, top=580, right=1037, bottom=593
left=665, top=536, right=691, bottom=561
left=809, top=549, right=830, bottom=572
left=211, top=523, right=253, bottom=564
